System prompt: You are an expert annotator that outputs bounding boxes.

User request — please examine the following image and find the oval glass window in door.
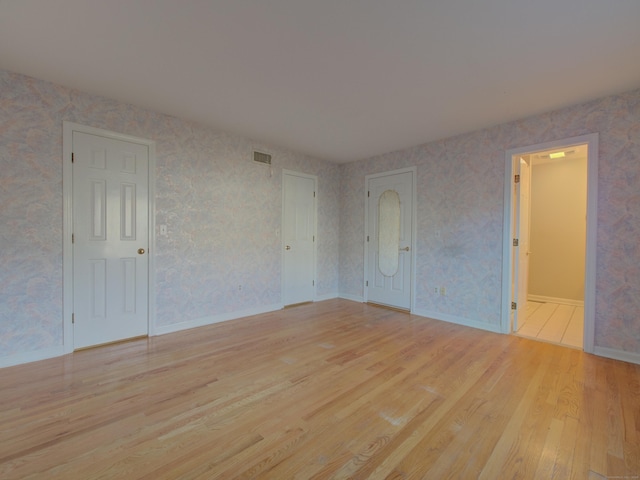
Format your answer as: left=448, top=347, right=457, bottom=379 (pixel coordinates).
left=378, top=189, right=400, bottom=277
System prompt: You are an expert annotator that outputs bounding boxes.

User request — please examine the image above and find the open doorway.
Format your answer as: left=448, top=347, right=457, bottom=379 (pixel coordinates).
left=502, top=134, right=598, bottom=353
left=514, top=145, right=587, bottom=348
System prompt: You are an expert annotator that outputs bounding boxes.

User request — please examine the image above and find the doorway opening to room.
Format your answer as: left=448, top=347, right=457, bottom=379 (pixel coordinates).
left=503, top=134, right=598, bottom=353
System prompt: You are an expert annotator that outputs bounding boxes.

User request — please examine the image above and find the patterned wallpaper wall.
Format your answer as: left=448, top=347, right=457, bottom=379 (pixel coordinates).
left=339, top=89, right=640, bottom=354
left=0, top=70, right=340, bottom=358
left=1, top=68, right=639, bottom=361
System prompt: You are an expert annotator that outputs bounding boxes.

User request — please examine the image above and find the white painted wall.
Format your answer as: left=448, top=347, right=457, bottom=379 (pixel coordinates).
left=528, top=156, right=587, bottom=302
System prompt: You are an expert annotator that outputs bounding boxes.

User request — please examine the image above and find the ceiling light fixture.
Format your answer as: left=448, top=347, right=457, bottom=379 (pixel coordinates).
left=549, top=151, right=565, bottom=159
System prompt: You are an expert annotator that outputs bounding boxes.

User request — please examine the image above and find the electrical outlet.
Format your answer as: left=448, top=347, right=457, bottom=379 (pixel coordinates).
left=440, top=286, right=446, bottom=296
left=434, top=287, right=439, bottom=294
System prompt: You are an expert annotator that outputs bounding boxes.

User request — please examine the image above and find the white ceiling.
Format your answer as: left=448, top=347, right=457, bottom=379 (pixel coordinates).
left=1, top=1, right=640, bottom=163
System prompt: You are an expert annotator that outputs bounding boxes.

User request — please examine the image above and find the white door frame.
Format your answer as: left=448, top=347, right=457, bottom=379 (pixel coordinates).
left=364, top=166, right=417, bottom=311
left=62, top=121, right=157, bottom=353
left=501, top=133, right=598, bottom=353
left=281, top=169, right=317, bottom=306
left=512, top=156, right=531, bottom=332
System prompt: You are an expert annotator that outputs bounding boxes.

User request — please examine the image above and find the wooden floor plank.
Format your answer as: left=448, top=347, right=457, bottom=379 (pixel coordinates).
left=0, top=299, right=638, bottom=479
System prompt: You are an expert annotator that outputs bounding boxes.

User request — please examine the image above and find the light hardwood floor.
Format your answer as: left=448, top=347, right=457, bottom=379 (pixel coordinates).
left=516, top=301, right=584, bottom=349
left=1, top=299, right=638, bottom=479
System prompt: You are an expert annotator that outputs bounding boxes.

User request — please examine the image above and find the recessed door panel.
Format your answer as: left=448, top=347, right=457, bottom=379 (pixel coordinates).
left=90, top=180, right=106, bottom=241
left=120, top=183, right=136, bottom=241
left=121, top=152, right=137, bottom=174
left=121, top=257, right=137, bottom=314
left=90, top=259, right=107, bottom=319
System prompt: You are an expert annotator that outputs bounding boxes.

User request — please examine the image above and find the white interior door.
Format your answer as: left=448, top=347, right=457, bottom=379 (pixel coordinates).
left=512, top=156, right=531, bottom=331
left=282, top=171, right=316, bottom=306
left=367, top=170, right=413, bottom=310
left=72, top=131, right=149, bottom=348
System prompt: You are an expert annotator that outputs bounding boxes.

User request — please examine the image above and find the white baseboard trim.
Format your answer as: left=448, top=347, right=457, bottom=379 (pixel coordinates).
left=155, top=303, right=283, bottom=336
left=338, top=294, right=364, bottom=303
left=411, top=309, right=503, bottom=334
left=593, top=346, right=640, bottom=365
left=315, top=293, right=339, bottom=302
left=528, top=295, right=584, bottom=307
left=0, top=345, right=66, bottom=369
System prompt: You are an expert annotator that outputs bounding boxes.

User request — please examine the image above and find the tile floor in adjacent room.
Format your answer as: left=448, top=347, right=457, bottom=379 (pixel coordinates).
left=515, top=301, right=584, bottom=349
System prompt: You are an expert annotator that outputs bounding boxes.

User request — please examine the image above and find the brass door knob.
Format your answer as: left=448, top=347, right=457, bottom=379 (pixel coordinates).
left=138, top=248, right=145, bottom=255
left=285, top=245, right=291, bottom=250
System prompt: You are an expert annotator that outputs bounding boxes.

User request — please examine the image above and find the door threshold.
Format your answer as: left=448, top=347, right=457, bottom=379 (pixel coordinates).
left=512, top=332, right=583, bottom=351
left=284, top=301, right=314, bottom=309
left=74, top=335, right=148, bottom=352
left=366, top=302, right=410, bottom=313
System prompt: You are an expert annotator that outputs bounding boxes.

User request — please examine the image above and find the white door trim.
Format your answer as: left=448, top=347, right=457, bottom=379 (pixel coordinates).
left=281, top=169, right=317, bottom=305
left=501, top=133, right=598, bottom=353
left=364, top=166, right=417, bottom=311
left=62, top=121, right=157, bottom=353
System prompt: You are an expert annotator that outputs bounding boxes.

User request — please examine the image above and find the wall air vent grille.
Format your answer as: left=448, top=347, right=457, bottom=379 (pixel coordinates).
left=253, top=151, right=272, bottom=165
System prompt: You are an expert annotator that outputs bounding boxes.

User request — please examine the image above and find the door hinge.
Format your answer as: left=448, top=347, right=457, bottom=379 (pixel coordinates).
left=71, top=152, right=74, bottom=163
left=511, top=302, right=517, bottom=310
left=513, top=238, right=519, bottom=247
left=312, top=280, right=315, bottom=286
left=514, top=174, right=520, bottom=183
left=313, top=235, right=315, bottom=242
left=366, top=280, right=369, bottom=287
left=72, top=233, right=75, bottom=244
left=313, top=191, right=316, bottom=198
left=367, top=235, right=369, bottom=242
left=368, top=191, right=370, bottom=197
left=72, top=313, right=75, bottom=324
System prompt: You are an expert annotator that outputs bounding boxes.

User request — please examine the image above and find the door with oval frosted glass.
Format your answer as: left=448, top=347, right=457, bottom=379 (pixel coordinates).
left=366, top=170, right=413, bottom=310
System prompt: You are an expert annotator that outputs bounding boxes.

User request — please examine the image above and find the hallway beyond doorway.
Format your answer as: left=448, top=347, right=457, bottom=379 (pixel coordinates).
left=503, top=133, right=598, bottom=353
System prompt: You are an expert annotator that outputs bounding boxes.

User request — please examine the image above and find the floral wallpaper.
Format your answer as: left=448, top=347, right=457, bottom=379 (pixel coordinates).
left=1, top=68, right=639, bottom=362
left=0, top=70, right=340, bottom=358
left=339, top=89, right=640, bottom=354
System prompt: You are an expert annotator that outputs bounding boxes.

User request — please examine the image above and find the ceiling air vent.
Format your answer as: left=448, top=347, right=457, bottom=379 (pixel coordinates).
left=253, top=150, right=272, bottom=165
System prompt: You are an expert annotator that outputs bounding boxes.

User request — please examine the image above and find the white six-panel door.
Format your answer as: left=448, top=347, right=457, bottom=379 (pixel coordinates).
left=72, top=131, right=149, bottom=348
left=282, top=171, right=316, bottom=306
